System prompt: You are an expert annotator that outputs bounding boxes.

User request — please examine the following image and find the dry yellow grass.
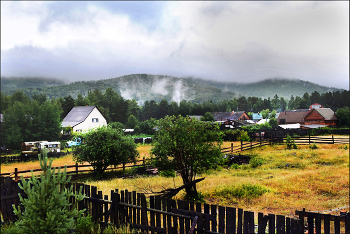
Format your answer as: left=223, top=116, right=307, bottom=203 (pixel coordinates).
left=1, top=141, right=349, bottom=219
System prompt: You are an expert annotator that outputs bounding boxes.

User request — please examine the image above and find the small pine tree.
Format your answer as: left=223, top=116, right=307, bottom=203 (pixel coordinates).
left=13, top=150, right=86, bottom=234
left=286, top=135, right=297, bottom=149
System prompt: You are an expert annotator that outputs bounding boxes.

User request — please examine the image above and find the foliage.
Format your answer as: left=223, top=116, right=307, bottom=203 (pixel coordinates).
left=3, top=98, right=62, bottom=149
left=237, top=130, right=250, bottom=142
left=159, top=169, right=176, bottom=178
left=151, top=115, right=223, bottom=199
left=12, top=151, right=85, bottom=234
left=200, top=112, right=215, bottom=121
left=309, top=142, right=318, bottom=149
left=108, top=121, right=125, bottom=129
left=73, top=126, right=139, bottom=177
left=75, top=215, right=100, bottom=234
left=269, top=117, right=278, bottom=128
left=336, top=107, right=350, bottom=125
left=214, top=183, right=269, bottom=199
left=250, top=157, right=264, bottom=168
left=285, top=135, right=297, bottom=149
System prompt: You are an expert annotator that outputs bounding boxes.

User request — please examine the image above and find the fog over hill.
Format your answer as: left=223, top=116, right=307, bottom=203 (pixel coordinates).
left=1, top=74, right=344, bottom=104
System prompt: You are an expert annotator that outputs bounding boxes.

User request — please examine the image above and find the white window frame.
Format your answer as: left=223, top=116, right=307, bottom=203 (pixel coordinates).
left=92, top=118, right=99, bottom=123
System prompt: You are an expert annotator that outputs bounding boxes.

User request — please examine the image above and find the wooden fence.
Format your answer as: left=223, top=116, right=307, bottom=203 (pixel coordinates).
left=2, top=177, right=349, bottom=233
left=0, top=152, right=67, bottom=164
left=0, top=158, right=147, bottom=179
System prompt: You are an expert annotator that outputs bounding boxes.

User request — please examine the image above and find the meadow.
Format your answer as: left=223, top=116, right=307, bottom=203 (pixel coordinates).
left=1, top=141, right=348, bottom=220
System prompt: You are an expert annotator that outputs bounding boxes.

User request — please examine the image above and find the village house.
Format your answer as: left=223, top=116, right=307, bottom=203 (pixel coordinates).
left=62, top=106, right=107, bottom=132
left=277, top=110, right=310, bottom=125
left=211, top=111, right=251, bottom=122
left=303, top=108, right=338, bottom=126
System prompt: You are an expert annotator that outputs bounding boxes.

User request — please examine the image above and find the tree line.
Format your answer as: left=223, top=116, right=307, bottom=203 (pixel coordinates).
left=1, top=88, right=348, bottom=149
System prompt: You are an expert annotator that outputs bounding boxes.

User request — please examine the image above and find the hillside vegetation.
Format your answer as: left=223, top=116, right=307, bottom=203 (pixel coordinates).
left=1, top=75, right=342, bottom=103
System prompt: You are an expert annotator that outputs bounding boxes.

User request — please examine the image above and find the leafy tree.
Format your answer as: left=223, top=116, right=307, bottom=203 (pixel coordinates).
left=13, top=152, right=85, bottom=234
left=126, top=115, right=139, bottom=129
left=260, top=109, right=270, bottom=119
left=73, top=126, right=139, bottom=177
left=269, top=117, right=278, bottom=128
left=60, top=95, right=75, bottom=120
left=151, top=116, right=223, bottom=199
left=108, top=121, right=125, bottom=129
left=32, top=93, right=47, bottom=105
left=336, top=107, right=350, bottom=126
left=200, top=112, right=214, bottom=121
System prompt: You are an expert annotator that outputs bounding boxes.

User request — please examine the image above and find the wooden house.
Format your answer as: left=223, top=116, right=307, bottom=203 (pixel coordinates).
left=277, top=110, right=310, bottom=125
left=62, top=106, right=107, bottom=132
left=211, top=111, right=251, bottom=122
left=303, top=108, right=338, bottom=126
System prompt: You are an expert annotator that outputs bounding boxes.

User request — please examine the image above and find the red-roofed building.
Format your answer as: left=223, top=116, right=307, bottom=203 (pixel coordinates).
left=309, top=103, right=323, bottom=109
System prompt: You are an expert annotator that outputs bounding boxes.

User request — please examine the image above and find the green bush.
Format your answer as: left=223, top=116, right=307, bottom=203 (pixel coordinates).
left=250, top=157, right=264, bottom=168
left=159, top=169, right=176, bottom=177
left=286, top=135, right=297, bottom=149
left=309, top=142, right=318, bottom=149
left=75, top=215, right=100, bottom=234
left=230, top=163, right=239, bottom=169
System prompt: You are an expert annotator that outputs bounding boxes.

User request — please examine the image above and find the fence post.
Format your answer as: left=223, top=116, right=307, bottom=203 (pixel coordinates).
left=240, top=141, right=243, bottom=152
left=332, top=135, right=334, bottom=144
left=143, top=156, right=145, bottom=166
left=75, top=162, right=78, bottom=178
left=14, top=168, right=18, bottom=180
left=251, top=141, right=253, bottom=150
left=309, top=134, right=311, bottom=145
left=231, top=143, right=233, bottom=153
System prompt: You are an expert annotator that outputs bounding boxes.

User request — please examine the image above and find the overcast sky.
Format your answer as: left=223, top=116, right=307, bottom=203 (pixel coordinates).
left=1, top=1, right=349, bottom=89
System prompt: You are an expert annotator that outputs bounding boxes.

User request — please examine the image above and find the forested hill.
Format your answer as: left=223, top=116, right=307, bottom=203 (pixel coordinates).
left=1, top=74, right=342, bottom=103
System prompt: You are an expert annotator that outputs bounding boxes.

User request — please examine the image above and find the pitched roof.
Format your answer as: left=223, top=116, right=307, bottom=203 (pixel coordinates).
left=304, top=108, right=338, bottom=121
left=211, top=111, right=247, bottom=121
left=62, top=106, right=96, bottom=127
left=277, top=111, right=310, bottom=123
left=252, top=113, right=262, bottom=120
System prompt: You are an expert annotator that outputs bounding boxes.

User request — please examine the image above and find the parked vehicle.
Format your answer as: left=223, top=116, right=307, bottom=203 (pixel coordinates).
left=21, top=141, right=61, bottom=156
left=66, top=138, right=81, bottom=148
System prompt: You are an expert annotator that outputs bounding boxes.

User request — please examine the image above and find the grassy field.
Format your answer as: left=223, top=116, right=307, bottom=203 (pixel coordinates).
left=1, top=141, right=348, bottom=220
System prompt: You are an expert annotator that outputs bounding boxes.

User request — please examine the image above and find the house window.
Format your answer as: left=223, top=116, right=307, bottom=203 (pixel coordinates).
left=92, top=118, right=99, bottom=123
left=76, top=129, right=82, bottom=132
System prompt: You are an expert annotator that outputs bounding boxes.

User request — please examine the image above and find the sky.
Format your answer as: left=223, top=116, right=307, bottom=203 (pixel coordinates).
left=1, top=1, right=349, bottom=89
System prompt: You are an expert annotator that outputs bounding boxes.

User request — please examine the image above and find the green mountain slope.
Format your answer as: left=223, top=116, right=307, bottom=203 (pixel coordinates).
left=1, top=75, right=343, bottom=103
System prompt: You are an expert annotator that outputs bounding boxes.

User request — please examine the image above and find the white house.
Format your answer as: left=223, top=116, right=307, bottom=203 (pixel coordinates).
left=62, top=106, right=107, bottom=132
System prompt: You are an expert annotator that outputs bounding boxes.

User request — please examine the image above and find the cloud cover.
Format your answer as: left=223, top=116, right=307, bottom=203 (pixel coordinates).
left=1, top=1, right=349, bottom=89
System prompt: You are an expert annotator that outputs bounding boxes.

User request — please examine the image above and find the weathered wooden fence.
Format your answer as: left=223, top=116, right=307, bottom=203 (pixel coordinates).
left=0, top=152, right=67, bottom=164
left=3, top=177, right=348, bottom=233
left=0, top=158, right=147, bottom=179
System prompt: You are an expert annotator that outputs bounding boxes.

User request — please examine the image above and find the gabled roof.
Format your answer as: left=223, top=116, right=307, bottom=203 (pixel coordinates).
left=304, top=108, right=338, bottom=121
left=211, top=111, right=247, bottom=121
left=62, top=106, right=96, bottom=127
left=277, top=111, right=310, bottom=123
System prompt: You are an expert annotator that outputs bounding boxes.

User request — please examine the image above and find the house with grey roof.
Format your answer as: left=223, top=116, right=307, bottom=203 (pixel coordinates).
left=211, top=111, right=251, bottom=122
left=303, top=108, right=338, bottom=126
left=62, top=106, right=107, bottom=132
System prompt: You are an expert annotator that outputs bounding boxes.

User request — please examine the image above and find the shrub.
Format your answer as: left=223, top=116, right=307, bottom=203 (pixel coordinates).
left=250, top=157, right=264, bottom=168
left=309, top=142, right=318, bottom=149
left=285, top=135, right=297, bottom=149
left=231, top=163, right=239, bottom=169
left=75, top=215, right=100, bottom=234
left=159, top=169, right=176, bottom=178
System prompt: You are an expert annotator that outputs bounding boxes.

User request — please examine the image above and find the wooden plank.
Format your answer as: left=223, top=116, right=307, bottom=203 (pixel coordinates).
left=133, top=191, right=137, bottom=225
left=285, top=217, right=291, bottom=234
left=150, top=196, right=155, bottom=234
left=183, top=200, right=190, bottom=233
left=171, top=199, right=178, bottom=234
left=104, top=195, right=109, bottom=224
left=211, top=205, right=217, bottom=232
left=155, top=196, right=162, bottom=231
left=166, top=199, right=173, bottom=234
left=276, top=215, right=285, bottom=234
left=177, top=200, right=185, bottom=234
left=204, top=203, right=210, bottom=231
left=91, top=186, right=97, bottom=223
left=307, top=213, right=314, bottom=234
left=226, top=207, right=236, bottom=234
left=218, top=206, right=225, bottom=234
left=335, top=216, right=341, bottom=234
left=324, top=214, right=330, bottom=234
left=196, top=202, right=204, bottom=234
left=268, top=214, right=275, bottom=234
left=162, top=197, right=167, bottom=232
left=237, top=208, right=243, bottom=234
left=315, top=213, right=321, bottom=234
left=137, top=193, right=141, bottom=225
